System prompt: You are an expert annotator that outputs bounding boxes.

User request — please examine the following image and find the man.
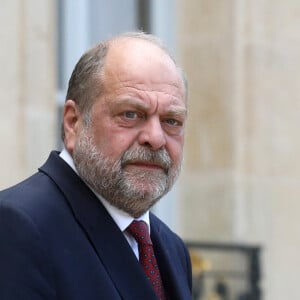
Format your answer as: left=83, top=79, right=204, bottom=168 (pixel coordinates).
left=0, top=32, right=192, bottom=299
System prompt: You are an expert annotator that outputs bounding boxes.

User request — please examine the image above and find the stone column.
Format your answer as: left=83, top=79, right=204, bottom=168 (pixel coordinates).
left=0, top=0, right=56, bottom=189
left=177, top=1, right=300, bottom=299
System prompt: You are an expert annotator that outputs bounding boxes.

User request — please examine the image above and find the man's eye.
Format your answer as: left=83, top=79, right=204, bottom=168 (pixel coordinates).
left=165, top=119, right=181, bottom=126
left=124, top=111, right=138, bottom=119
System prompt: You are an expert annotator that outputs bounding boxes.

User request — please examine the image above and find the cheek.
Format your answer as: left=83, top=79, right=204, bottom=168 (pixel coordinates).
left=93, top=130, right=137, bottom=159
left=166, top=137, right=184, bottom=163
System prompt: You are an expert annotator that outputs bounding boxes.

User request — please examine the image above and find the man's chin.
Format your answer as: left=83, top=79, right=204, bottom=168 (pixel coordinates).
left=124, top=196, right=161, bottom=218
left=125, top=172, right=167, bottom=186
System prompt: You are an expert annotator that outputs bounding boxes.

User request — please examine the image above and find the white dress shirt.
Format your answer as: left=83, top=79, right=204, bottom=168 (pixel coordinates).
left=59, top=148, right=150, bottom=259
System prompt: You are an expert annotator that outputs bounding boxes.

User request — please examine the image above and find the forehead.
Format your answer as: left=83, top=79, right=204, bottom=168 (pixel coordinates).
left=102, top=38, right=186, bottom=101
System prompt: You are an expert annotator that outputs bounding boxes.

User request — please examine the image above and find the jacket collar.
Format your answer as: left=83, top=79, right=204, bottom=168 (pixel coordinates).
left=39, top=151, right=160, bottom=300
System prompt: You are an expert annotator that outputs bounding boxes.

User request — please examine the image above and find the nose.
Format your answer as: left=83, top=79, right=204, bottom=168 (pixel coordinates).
left=138, top=117, right=166, bottom=150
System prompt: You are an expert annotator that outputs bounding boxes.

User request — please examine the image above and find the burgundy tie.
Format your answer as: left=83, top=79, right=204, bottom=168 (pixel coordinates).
left=127, top=220, right=166, bottom=300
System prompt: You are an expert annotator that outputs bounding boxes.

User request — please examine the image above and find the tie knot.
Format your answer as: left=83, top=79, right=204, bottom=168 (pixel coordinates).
left=127, top=220, right=152, bottom=245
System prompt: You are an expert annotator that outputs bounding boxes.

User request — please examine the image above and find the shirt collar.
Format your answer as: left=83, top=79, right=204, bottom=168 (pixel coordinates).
left=99, top=196, right=150, bottom=233
left=59, top=148, right=77, bottom=173
left=59, top=148, right=150, bottom=233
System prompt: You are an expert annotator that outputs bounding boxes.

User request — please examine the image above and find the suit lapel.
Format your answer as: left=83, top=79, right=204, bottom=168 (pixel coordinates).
left=39, top=152, right=158, bottom=300
left=150, top=214, right=192, bottom=300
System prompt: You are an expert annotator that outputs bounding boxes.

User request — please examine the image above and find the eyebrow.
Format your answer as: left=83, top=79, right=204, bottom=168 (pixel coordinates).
left=166, top=105, right=187, bottom=117
left=113, top=98, right=187, bottom=116
left=114, top=98, right=149, bottom=110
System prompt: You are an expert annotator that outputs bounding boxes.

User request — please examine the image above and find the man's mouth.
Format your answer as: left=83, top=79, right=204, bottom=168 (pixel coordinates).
left=123, top=160, right=168, bottom=173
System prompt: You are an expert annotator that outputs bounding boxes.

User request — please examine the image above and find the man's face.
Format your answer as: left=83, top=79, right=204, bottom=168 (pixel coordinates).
left=69, top=39, right=187, bottom=217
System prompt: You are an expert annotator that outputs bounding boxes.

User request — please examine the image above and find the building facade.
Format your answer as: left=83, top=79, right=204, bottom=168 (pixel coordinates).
left=1, top=1, right=300, bottom=299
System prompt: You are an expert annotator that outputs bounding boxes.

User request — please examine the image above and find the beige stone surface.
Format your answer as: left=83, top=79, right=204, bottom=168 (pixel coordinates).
left=0, top=0, right=56, bottom=188
left=177, top=0, right=300, bottom=299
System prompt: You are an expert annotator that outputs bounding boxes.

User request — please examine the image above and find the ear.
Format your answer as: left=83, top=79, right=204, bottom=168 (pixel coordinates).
left=63, top=99, right=82, bottom=155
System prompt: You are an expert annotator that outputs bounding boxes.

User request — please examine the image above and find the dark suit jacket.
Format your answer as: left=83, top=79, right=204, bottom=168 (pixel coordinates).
left=0, top=151, right=192, bottom=299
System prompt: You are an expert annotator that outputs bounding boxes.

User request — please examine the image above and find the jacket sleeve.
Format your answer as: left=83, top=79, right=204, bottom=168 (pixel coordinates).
left=0, top=202, right=56, bottom=299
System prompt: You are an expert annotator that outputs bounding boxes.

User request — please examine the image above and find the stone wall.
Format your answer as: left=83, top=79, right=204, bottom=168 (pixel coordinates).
left=0, top=0, right=56, bottom=189
left=177, top=1, right=300, bottom=299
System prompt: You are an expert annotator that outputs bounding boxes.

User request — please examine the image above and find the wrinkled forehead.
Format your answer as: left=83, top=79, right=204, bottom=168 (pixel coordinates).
left=102, top=38, right=186, bottom=99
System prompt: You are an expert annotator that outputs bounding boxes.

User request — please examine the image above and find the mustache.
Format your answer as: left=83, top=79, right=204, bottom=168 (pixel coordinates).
left=121, top=147, right=172, bottom=172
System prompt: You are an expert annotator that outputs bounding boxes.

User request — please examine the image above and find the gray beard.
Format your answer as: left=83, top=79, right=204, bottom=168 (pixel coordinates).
left=72, top=127, right=181, bottom=218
